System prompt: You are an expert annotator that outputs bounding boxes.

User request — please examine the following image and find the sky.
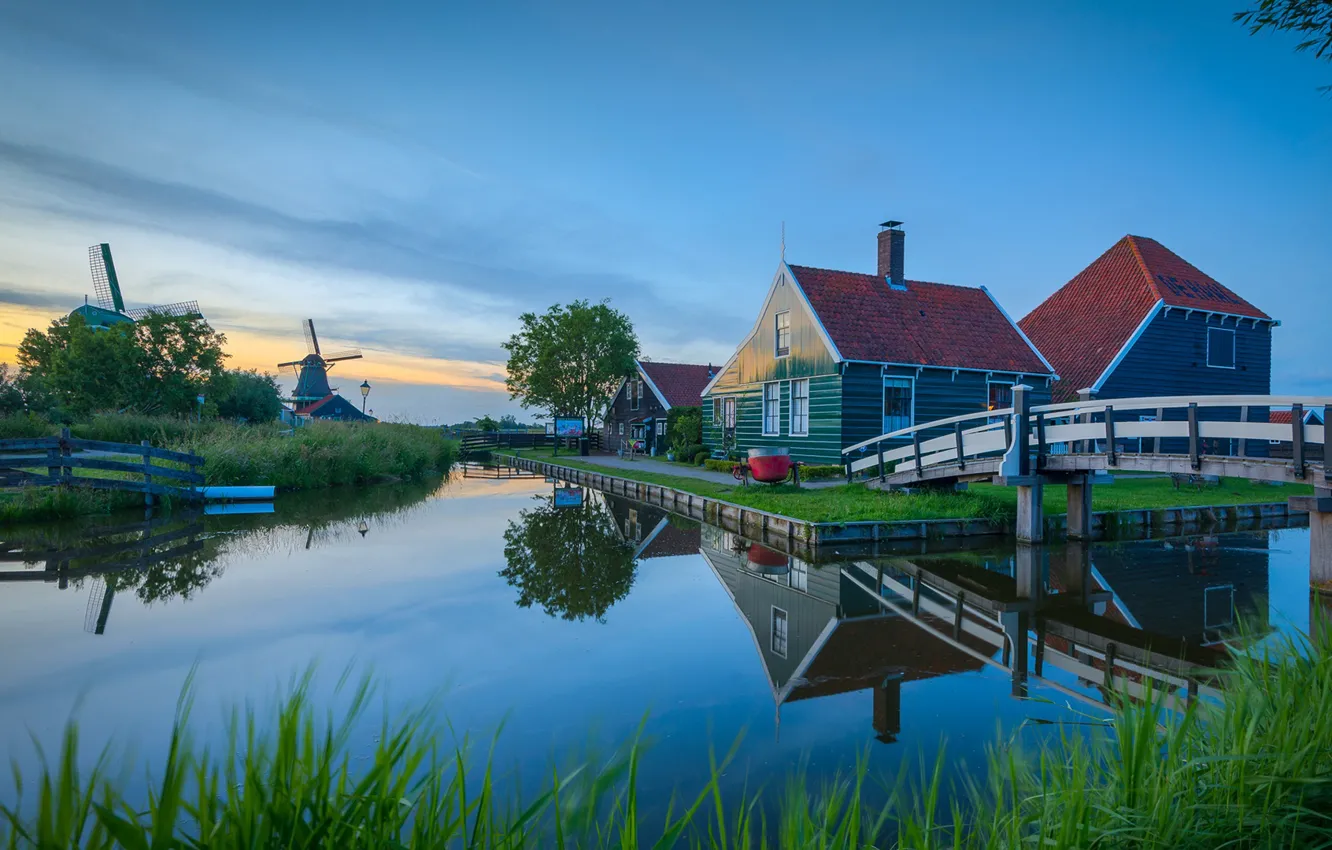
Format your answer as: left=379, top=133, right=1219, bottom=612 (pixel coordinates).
left=0, top=0, right=1328, bottom=422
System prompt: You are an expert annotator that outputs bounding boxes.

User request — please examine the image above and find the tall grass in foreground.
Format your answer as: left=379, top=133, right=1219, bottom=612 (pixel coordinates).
left=5, top=628, right=1332, bottom=848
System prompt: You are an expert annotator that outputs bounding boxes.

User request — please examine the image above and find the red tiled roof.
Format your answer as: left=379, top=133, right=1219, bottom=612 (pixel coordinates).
left=787, top=265, right=1052, bottom=375
left=1019, top=236, right=1270, bottom=403
left=294, top=394, right=335, bottom=415
left=1270, top=410, right=1294, bottom=425
left=639, top=360, right=714, bottom=407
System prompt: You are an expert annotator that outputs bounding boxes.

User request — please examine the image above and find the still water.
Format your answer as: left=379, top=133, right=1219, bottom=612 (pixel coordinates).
left=0, top=463, right=1321, bottom=809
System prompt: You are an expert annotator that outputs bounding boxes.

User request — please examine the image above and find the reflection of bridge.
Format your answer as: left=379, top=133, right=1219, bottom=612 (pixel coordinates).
left=700, top=527, right=1272, bottom=741
left=842, top=391, right=1331, bottom=578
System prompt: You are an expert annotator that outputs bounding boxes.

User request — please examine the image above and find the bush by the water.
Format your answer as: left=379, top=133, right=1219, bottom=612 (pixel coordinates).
left=3, top=625, right=1330, bottom=847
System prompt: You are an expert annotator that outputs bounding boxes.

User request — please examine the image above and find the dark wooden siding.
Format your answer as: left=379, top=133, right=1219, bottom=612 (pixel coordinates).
left=841, top=364, right=1051, bottom=462
left=703, top=374, right=843, bottom=465
left=1099, top=310, right=1272, bottom=457
left=603, top=375, right=669, bottom=453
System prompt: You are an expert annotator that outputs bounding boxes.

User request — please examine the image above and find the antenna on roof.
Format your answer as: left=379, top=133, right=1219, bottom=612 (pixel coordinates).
left=781, top=221, right=785, bottom=261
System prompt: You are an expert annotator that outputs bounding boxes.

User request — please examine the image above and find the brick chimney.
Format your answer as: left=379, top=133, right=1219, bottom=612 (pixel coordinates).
left=877, top=221, right=905, bottom=290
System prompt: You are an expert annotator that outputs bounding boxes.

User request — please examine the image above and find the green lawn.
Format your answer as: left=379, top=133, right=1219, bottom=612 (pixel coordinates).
left=500, top=449, right=1310, bottom=525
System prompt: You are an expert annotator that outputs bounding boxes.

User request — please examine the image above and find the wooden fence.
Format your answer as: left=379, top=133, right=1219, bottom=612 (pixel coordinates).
left=460, top=431, right=601, bottom=453
left=0, top=429, right=206, bottom=504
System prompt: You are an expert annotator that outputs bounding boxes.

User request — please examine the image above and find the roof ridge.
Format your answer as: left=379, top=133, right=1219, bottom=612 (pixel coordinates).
left=786, top=263, right=983, bottom=291
left=1123, top=235, right=1164, bottom=303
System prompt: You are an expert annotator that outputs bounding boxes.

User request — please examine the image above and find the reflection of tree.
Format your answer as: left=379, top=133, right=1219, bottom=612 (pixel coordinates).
left=102, top=545, right=223, bottom=604
left=500, top=496, right=636, bottom=623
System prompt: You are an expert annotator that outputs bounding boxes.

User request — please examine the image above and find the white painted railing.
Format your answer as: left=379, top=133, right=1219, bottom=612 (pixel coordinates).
left=842, top=394, right=1331, bottom=481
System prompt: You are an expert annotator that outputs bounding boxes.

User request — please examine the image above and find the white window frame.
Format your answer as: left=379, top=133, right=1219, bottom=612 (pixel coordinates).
left=770, top=606, right=788, bottom=658
left=882, top=375, right=915, bottom=435
left=630, top=377, right=641, bottom=410
left=723, top=396, right=736, bottom=429
left=789, top=378, right=810, bottom=437
left=1206, top=327, right=1236, bottom=369
left=656, top=419, right=666, bottom=436
left=774, top=311, right=791, bottom=358
left=789, top=557, right=809, bottom=592
left=762, top=382, right=781, bottom=436
left=618, top=422, right=624, bottom=435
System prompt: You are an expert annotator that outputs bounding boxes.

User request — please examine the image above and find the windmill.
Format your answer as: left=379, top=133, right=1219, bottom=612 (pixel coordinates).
left=81, top=243, right=203, bottom=322
left=277, top=319, right=369, bottom=420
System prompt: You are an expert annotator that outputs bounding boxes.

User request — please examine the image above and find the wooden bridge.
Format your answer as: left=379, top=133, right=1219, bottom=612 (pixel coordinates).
left=842, top=389, right=1331, bottom=579
left=0, top=429, right=205, bottom=504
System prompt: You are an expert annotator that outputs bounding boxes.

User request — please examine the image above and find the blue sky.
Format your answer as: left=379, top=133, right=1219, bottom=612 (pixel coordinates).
left=1, top=0, right=1327, bottom=421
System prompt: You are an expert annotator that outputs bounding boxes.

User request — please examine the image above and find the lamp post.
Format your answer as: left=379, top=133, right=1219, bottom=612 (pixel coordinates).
left=360, top=380, right=371, bottom=414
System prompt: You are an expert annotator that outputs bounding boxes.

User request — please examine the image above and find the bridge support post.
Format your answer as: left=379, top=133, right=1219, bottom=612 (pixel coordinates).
left=1015, top=479, right=1044, bottom=543
left=1066, top=474, right=1094, bottom=540
left=1292, top=490, right=1332, bottom=589
left=872, top=672, right=904, bottom=742
left=1001, top=610, right=1030, bottom=698
left=1052, top=540, right=1092, bottom=607
left=1014, top=543, right=1043, bottom=601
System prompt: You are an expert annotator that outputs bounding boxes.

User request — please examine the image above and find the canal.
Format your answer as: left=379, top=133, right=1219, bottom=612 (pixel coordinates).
left=0, top=462, right=1322, bottom=815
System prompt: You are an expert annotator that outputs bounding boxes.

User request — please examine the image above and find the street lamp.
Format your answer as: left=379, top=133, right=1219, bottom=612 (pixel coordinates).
left=360, top=380, right=371, bottom=414
left=357, top=520, right=369, bottom=537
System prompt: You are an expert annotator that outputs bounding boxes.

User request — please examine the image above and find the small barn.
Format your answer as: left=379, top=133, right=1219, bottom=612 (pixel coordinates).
left=1019, top=235, right=1277, bottom=455
left=603, top=360, right=716, bottom=456
left=700, top=223, right=1056, bottom=465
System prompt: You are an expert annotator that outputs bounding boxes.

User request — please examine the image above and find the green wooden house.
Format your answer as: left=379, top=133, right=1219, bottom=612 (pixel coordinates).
left=701, top=223, right=1057, bottom=465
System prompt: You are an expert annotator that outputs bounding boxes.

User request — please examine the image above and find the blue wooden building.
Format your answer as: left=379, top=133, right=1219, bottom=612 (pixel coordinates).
left=701, top=224, right=1057, bottom=465
left=1020, top=235, right=1277, bottom=455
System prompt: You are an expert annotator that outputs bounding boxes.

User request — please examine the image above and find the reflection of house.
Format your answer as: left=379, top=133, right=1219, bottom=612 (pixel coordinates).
left=700, top=223, right=1055, bottom=464
left=603, top=360, right=716, bottom=456
left=600, top=493, right=701, bottom=559
left=1087, top=535, right=1270, bottom=646
left=698, top=525, right=987, bottom=740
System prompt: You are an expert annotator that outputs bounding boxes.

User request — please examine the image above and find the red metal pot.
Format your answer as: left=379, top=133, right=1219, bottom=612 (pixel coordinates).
left=747, top=447, right=792, bottom=483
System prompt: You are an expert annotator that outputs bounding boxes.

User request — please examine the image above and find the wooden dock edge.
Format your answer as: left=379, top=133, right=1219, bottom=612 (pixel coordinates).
left=499, top=456, right=1308, bottom=551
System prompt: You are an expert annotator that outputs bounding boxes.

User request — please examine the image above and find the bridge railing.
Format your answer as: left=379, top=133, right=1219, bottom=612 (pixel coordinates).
left=842, top=394, right=1330, bottom=483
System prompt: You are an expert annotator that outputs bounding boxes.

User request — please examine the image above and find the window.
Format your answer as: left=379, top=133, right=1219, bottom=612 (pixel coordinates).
left=775, top=311, right=791, bottom=357
left=626, top=509, right=639, bottom=542
left=883, top=377, right=914, bottom=433
left=723, top=397, right=736, bottom=429
left=656, top=420, right=666, bottom=436
left=771, top=607, right=788, bottom=657
left=987, top=381, right=1013, bottom=413
left=762, top=382, right=781, bottom=435
left=618, top=422, right=624, bottom=435
left=1207, top=327, right=1236, bottom=369
left=630, top=377, right=641, bottom=410
left=789, top=558, right=809, bottom=592
left=713, top=397, right=722, bottom=424
left=789, top=379, right=809, bottom=436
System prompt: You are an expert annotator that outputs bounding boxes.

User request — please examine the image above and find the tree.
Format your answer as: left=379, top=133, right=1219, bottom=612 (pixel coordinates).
left=476, top=414, right=500, bottom=432
left=216, top=369, right=283, bottom=422
left=500, top=495, right=637, bottom=622
left=502, top=300, right=639, bottom=426
left=1235, top=0, right=1332, bottom=90
left=17, top=312, right=229, bottom=418
left=0, top=364, right=25, bottom=416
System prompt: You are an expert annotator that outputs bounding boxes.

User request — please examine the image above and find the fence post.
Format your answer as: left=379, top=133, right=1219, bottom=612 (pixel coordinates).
left=877, top=441, right=885, bottom=483
left=142, top=440, right=154, bottom=507
left=1154, top=406, right=1164, bottom=455
left=60, top=427, right=72, bottom=482
left=1034, top=412, right=1047, bottom=470
left=47, top=434, right=61, bottom=482
left=912, top=429, right=923, bottom=475
left=1188, top=403, right=1202, bottom=471
left=1104, top=406, right=1117, bottom=467
left=1077, top=388, right=1095, bottom=454
left=1238, top=406, right=1249, bottom=458
left=954, top=422, right=966, bottom=470
left=1325, top=405, right=1331, bottom=486
left=1291, top=402, right=1306, bottom=480
left=845, top=459, right=853, bottom=484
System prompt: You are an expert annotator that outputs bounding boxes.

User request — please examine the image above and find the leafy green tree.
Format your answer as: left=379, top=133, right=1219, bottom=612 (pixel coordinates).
left=1236, top=0, right=1332, bottom=90
left=502, top=300, right=639, bottom=426
left=17, top=312, right=228, bottom=418
left=500, top=495, right=637, bottom=622
left=476, top=414, right=500, bottom=432
left=217, top=369, right=283, bottom=422
left=667, top=407, right=702, bottom=454
left=0, top=364, right=25, bottom=416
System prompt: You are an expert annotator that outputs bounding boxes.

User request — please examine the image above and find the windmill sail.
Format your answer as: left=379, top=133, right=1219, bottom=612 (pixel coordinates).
left=88, top=244, right=125, bottom=313
left=86, top=243, right=203, bottom=320
left=304, top=319, right=320, bottom=355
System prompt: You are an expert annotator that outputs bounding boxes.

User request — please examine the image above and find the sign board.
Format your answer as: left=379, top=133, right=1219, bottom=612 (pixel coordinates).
left=545, top=422, right=555, bottom=436
left=554, top=417, right=584, bottom=438
left=196, top=395, right=206, bottom=405
left=553, top=486, right=584, bottom=508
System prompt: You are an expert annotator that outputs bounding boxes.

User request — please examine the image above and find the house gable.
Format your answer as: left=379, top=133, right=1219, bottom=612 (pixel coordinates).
left=1098, top=307, right=1272, bottom=399
left=703, top=263, right=840, bottom=398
